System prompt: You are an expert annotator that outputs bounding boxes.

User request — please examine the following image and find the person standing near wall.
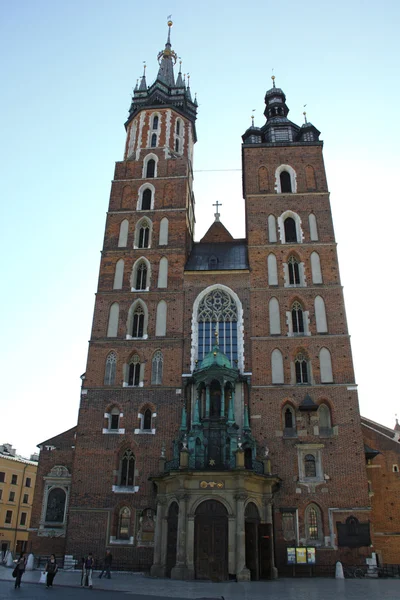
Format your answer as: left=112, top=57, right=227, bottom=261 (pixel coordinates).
left=13, top=552, right=27, bottom=589
left=45, top=554, right=58, bottom=588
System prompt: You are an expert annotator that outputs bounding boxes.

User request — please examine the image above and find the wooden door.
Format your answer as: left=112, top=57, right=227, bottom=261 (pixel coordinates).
left=195, top=500, right=228, bottom=581
left=258, top=523, right=273, bottom=579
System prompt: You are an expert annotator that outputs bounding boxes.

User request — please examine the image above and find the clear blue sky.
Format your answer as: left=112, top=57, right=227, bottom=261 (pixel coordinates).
left=1, top=0, right=399, bottom=458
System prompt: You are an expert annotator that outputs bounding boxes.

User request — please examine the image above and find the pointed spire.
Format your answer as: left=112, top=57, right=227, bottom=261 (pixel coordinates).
left=194, top=92, right=198, bottom=107
left=186, top=73, right=192, bottom=101
left=157, top=19, right=177, bottom=87
left=176, top=60, right=184, bottom=87
left=139, top=63, right=147, bottom=90
left=134, top=79, right=139, bottom=92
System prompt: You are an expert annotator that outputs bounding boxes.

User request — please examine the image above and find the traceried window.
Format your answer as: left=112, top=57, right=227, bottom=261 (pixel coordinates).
left=151, top=351, right=163, bottom=385
left=288, top=256, right=300, bottom=285
left=292, top=302, right=305, bottom=334
left=104, top=352, right=117, bottom=385
left=305, top=504, right=323, bottom=543
left=120, top=450, right=135, bottom=486
left=295, top=353, right=309, bottom=384
left=135, top=262, right=148, bottom=290
left=138, top=221, right=150, bottom=248
left=132, top=307, right=144, bottom=338
left=197, top=289, right=238, bottom=363
left=304, top=454, right=317, bottom=478
left=128, top=355, right=141, bottom=385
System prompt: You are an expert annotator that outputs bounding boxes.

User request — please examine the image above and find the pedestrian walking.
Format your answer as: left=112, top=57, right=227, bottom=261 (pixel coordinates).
left=83, top=553, right=94, bottom=589
left=99, top=550, right=112, bottom=579
left=13, top=552, right=27, bottom=589
left=45, top=554, right=58, bottom=588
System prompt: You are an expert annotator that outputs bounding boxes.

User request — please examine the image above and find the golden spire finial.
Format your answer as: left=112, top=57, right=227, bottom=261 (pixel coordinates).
left=271, top=74, right=276, bottom=88
left=167, top=14, right=173, bottom=27
left=303, top=111, right=307, bottom=124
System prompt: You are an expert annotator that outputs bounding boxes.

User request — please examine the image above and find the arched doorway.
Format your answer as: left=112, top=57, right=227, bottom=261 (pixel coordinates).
left=166, top=502, right=178, bottom=577
left=245, top=502, right=260, bottom=580
left=194, top=500, right=228, bottom=581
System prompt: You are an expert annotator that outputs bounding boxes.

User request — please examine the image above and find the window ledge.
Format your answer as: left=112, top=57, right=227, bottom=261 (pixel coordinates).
left=130, top=287, right=150, bottom=293
left=123, top=382, right=144, bottom=388
left=125, top=335, right=148, bottom=340
left=102, top=428, right=125, bottom=435
left=134, top=429, right=156, bottom=435
left=112, top=485, right=139, bottom=494
left=109, top=536, right=134, bottom=545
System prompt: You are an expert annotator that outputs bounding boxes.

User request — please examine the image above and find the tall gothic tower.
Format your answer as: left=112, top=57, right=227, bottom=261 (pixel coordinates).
left=30, top=26, right=373, bottom=581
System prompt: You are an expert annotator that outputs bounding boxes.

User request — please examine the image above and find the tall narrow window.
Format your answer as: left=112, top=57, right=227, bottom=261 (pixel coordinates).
left=143, top=409, right=152, bottom=430
left=107, top=303, right=119, bottom=337
left=268, top=214, right=277, bottom=242
left=315, top=296, right=328, bottom=333
left=104, top=352, right=117, bottom=385
left=295, top=353, right=309, bottom=384
left=151, top=351, right=163, bottom=384
left=280, top=171, right=292, bottom=193
left=176, top=120, right=180, bottom=135
left=285, top=408, right=293, bottom=428
left=319, top=404, right=332, bottom=433
left=159, top=217, right=169, bottom=245
left=135, top=262, right=147, bottom=290
left=175, top=139, right=179, bottom=152
left=118, top=219, right=129, bottom=247
left=152, top=116, right=159, bottom=130
left=311, top=252, right=323, bottom=284
left=118, top=507, right=131, bottom=539
left=269, top=297, right=281, bottom=335
left=304, top=454, right=316, bottom=477
left=120, top=450, right=135, bottom=486
left=128, top=355, right=141, bottom=385
left=319, top=347, right=333, bottom=383
left=268, top=253, right=278, bottom=285
left=151, top=133, right=157, bottom=148
left=141, top=188, right=152, bottom=210
left=288, top=256, right=300, bottom=285
left=284, top=218, right=297, bottom=242
left=132, top=306, right=145, bottom=338
left=271, top=349, right=284, bottom=383
left=138, top=222, right=150, bottom=248
left=110, top=407, right=120, bottom=430
left=146, top=159, right=155, bottom=178
left=292, top=302, right=305, bottom=334
left=307, top=506, right=318, bottom=539
left=113, top=259, right=124, bottom=289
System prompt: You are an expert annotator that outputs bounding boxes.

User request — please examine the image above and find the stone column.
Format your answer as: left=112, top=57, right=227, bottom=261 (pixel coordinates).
left=171, top=494, right=190, bottom=580
left=221, top=385, right=225, bottom=417
left=150, top=498, right=167, bottom=577
left=264, top=496, right=278, bottom=579
left=185, top=514, right=195, bottom=579
left=235, top=493, right=250, bottom=581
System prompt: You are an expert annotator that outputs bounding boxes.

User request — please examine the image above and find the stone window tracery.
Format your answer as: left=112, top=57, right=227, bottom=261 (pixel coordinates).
left=104, top=352, right=117, bottom=385
left=295, top=352, right=309, bottom=384
left=197, top=289, right=238, bottom=364
left=151, top=351, right=163, bottom=385
left=119, top=450, right=135, bottom=487
left=128, top=354, right=141, bottom=385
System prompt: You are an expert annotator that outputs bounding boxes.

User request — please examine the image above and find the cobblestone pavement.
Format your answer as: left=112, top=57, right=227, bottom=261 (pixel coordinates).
left=1, top=567, right=399, bottom=600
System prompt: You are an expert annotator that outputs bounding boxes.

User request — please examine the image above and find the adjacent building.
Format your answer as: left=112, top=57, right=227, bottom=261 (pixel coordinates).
left=0, top=444, right=38, bottom=556
left=30, top=22, right=379, bottom=579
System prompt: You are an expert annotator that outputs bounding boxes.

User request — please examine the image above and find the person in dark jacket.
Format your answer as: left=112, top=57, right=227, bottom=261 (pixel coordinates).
left=45, top=554, right=58, bottom=587
left=13, top=552, right=27, bottom=589
left=83, top=553, right=94, bottom=589
left=98, top=550, right=112, bottom=579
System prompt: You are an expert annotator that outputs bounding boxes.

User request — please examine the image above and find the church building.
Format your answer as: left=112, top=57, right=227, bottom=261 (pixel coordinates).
left=29, top=22, right=374, bottom=580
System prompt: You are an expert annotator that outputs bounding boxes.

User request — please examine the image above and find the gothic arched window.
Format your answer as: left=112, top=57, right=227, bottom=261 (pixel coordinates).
left=151, top=133, right=157, bottom=148
left=152, top=116, right=159, bottom=130
left=143, top=409, right=152, bottom=430
left=292, top=301, right=305, bottom=334
left=288, top=256, right=300, bottom=285
left=109, top=407, right=121, bottom=430
left=295, top=352, right=309, bottom=384
left=175, top=139, right=180, bottom=152
left=285, top=407, right=294, bottom=429
left=120, top=450, right=135, bottom=486
left=141, top=188, right=152, bottom=210
left=305, top=504, right=323, bottom=543
left=132, top=306, right=145, bottom=338
left=104, top=352, right=117, bottom=385
left=197, top=289, right=238, bottom=364
left=146, top=159, right=155, bottom=178
left=280, top=171, right=292, bottom=193
left=176, top=120, right=180, bottom=135
left=138, top=221, right=150, bottom=248
left=284, top=217, right=297, bottom=242
left=128, top=354, right=141, bottom=386
left=151, top=350, right=163, bottom=385
left=135, top=262, right=148, bottom=290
